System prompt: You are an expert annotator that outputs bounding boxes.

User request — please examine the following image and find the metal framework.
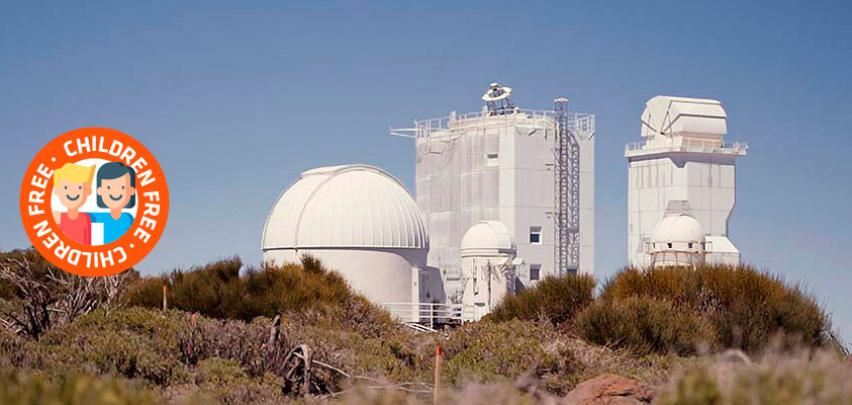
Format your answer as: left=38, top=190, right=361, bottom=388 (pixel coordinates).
left=554, top=97, right=580, bottom=274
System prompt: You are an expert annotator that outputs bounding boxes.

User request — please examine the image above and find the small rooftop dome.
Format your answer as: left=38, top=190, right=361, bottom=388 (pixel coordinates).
left=652, top=214, right=705, bottom=243
left=460, top=221, right=516, bottom=257
left=262, top=164, right=428, bottom=250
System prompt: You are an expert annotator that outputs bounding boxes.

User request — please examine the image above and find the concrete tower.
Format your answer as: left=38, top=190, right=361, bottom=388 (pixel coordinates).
left=626, top=96, right=747, bottom=267
left=394, top=84, right=595, bottom=299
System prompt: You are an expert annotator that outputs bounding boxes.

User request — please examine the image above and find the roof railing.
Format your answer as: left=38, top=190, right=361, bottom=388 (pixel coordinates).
left=391, top=108, right=595, bottom=140
left=625, top=140, right=749, bottom=155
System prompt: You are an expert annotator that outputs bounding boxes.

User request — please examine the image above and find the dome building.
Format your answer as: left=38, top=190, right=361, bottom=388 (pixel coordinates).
left=646, top=214, right=706, bottom=267
left=460, top=221, right=520, bottom=320
left=262, top=164, right=444, bottom=305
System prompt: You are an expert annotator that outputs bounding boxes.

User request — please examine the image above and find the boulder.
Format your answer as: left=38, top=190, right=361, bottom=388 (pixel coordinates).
left=562, top=374, right=654, bottom=404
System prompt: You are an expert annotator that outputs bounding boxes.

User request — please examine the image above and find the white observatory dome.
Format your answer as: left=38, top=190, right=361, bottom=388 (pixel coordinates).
left=262, top=164, right=428, bottom=250
left=648, top=214, right=706, bottom=268
left=460, top=221, right=516, bottom=257
left=262, top=164, right=433, bottom=305
left=652, top=214, right=705, bottom=244
left=460, top=220, right=518, bottom=321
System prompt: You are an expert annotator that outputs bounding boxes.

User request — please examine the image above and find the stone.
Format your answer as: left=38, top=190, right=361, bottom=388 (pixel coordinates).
left=562, top=374, right=654, bottom=404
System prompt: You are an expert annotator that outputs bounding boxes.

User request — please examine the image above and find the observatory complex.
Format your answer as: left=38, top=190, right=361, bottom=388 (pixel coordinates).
left=626, top=96, right=747, bottom=268
left=261, top=86, right=748, bottom=326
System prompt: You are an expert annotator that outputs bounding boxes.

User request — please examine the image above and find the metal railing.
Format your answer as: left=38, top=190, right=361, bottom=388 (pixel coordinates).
left=625, top=140, right=748, bottom=155
left=382, top=302, right=477, bottom=330
left=391, top=108, right=595, bottom=140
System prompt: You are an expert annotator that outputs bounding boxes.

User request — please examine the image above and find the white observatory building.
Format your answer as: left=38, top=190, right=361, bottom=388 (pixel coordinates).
left=626, top=96, right=748, bottom=267
left=262, top=165, right=444, bottom=304
left=393, top=84, right=596, bottom=299
left=460, top=221, right=520, bottom=320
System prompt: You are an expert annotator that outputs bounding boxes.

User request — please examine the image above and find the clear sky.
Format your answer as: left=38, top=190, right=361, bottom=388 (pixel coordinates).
left=1, top=1, right=850, bottom=340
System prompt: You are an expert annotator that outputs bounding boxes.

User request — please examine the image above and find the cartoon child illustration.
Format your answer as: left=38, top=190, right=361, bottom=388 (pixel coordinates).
left=52, top=163, right=95, bottom=245
left=88, top=162, right=137, bottom=244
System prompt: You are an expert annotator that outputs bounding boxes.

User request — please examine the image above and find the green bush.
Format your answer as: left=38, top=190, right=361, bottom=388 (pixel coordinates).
left=486, top=274, right=596, bottom=326
left=441, top=320, right=581, bottom=394
left=657, top=350, right=852, bottom=405
left=602, top=265, right=829, bottom=351
left=36, top=308, right=193, bottom=385
left=123, top=256, right=395, bottom=338
left=575, top=297, right=715, bottom=356
left=0, top=371, right=160, bottom=405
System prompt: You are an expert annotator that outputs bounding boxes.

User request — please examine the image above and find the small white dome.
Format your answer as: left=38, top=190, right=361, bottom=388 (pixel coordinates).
left=652, top=214, right=705, bottom=243
left=262, top=165, right=428, bottom=250
left=460, top=221, right=516, bottom=256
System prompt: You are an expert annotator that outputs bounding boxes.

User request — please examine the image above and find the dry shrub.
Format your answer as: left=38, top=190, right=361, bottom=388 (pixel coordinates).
left=602, top=265, right=829, bottom=352
left=657, top=349, right=852, bottom=404
left=0, top=249, right=138, bottom=340
left=193, top=358, right=283, bottom=405
left=486, top=274, right=596, bottom=326
left=2, top=306, right=421, bottom=403
left=316, top=382, right=544, bottom=405
left=575, top=296, right=715, bottom=356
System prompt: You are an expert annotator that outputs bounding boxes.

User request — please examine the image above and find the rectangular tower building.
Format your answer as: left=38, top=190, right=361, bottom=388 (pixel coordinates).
left=626, top=96, right=747, bottom=267
left=396, top=86, right=595, bottom=299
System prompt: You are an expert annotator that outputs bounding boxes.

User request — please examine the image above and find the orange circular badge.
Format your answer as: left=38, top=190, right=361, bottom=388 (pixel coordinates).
left=19, top=127, right=169, bottom=276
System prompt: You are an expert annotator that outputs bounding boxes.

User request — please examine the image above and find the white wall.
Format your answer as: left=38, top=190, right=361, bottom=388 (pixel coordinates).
left=460, top=255, right=514, bottom=320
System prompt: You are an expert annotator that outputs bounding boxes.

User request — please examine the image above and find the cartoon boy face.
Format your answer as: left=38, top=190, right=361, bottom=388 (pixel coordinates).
left=56, top=179, right=91, bottom=210
left=97, top=173, right=136, bottom=210
left=52, top=163, right=95, bottom=211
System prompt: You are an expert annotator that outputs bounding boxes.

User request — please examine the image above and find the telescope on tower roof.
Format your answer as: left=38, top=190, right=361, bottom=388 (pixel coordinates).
left=482, top=82, right=517, bottom=116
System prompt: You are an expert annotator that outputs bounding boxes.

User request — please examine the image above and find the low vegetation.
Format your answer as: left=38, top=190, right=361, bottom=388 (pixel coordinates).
left=440, top=320, right=580, bottom=394
left=600, top=265, right=830, bottom=352
left=0, top=249, right=846, bottom=404
left=575, top=296, right=715, bottom=356
left=123, top=255, right=396, bottom=337
left=485, top=273, right=595, bottom=326
left=657, top=349, right=852, bottom=404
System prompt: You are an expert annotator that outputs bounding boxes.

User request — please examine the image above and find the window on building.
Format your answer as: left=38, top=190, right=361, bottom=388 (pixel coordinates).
left=530, top=226, right=542, bottom=244
left=486, top=153, right=499, bottom=167
left=529, top=264, right=541, bottom=281
left=667, top=243, right=673, bottom=249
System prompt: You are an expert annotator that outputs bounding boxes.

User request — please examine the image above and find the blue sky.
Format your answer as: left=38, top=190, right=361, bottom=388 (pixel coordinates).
left=1, top=1, right=850, bottom=340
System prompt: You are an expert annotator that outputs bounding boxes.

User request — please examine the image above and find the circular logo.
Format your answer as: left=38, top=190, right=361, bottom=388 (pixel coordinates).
left=19, top=127, right=169, bottom=276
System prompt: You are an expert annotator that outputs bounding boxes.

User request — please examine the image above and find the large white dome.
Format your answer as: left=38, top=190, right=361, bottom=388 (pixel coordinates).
left=652, top=214, right=705, bottom=243
left=262, top=164, right=428, bottom=250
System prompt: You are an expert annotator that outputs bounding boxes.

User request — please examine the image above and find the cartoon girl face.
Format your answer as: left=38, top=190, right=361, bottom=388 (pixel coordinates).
left=97, top=173, right=136, bottom=210
left=96, top=162, right=137, bottom=210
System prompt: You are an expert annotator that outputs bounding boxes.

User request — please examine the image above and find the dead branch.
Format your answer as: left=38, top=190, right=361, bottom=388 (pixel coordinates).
left=279, top=343, right=435, bottom=399
left=0, top=253, right=134, bottom=339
